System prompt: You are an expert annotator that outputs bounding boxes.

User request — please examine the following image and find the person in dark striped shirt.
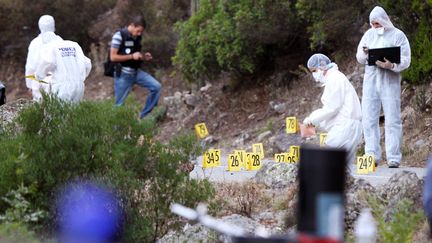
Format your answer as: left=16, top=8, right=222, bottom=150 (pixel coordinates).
left=110, top=16, right=161, bottom=119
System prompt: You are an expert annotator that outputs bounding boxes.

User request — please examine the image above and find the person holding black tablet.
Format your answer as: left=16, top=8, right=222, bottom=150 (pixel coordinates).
left=356, top=6, right=411, bottom=168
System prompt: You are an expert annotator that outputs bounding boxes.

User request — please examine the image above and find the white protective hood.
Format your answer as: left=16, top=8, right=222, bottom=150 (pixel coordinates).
left=38, top=15, right=55, bottom=33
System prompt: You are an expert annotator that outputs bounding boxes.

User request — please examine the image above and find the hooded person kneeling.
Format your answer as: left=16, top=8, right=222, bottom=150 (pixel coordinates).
left=34, top=32, right=92, bottom=103
left=303, top=53, right=362, bottom=164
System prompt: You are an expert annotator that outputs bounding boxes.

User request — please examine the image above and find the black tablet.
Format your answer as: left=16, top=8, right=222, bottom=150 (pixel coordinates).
left=367, top=46, right=400, bottom=66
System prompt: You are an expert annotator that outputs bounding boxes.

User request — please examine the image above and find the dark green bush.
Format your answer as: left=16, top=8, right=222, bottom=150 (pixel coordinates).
left=0, top=222, right=41, bottom=243
left=379, top=0, right=432, bottom=84
left=173, top=0, right=305, bottom=84
left=367, top=195, right=425, bottom=242
left=0, top=95, right=214, bottom=241
left=295, top=0, right=373, bottom=52
left=0, top=184, right=47, bottom=224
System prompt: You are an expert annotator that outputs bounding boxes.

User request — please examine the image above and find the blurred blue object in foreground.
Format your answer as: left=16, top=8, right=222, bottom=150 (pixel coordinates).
left=56, top=181, right=123, bottom=243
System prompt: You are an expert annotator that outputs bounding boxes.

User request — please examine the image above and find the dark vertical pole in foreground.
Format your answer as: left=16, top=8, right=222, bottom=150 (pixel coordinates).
left=298, top=145, right=346, bottom=241
left=0, top=81, right=5, bottom=106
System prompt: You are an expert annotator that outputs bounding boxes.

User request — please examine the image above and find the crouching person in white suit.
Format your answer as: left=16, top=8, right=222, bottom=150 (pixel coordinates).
left=35, top=32, right=92, bottom=103
left=303, top=53, right=363, bottom=164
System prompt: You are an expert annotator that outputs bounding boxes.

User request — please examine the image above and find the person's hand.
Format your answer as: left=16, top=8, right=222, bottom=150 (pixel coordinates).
left=143, top=52, right=153, bottom=61
left=303, top=117, right=314, bottom=127
left=300, top=124, right=316, bottom=138
left=131, top=52, right=143, bottom=61
left=362, top=46, right=369, bottom=54
left=376, top=58, right=394, bottom=69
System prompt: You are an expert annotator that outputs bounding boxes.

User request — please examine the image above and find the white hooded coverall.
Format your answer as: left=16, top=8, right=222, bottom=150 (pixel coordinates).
left=25, top=15, right=63, bottom=101
left=35, top=36, right=92, bottom=103
left=305, top=55, right=362, bottom=164
left=356, top=6, right=411, bottom=164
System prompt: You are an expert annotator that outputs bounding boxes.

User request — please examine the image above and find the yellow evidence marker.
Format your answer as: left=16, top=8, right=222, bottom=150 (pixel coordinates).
left=364, top=154, right=376, bottom=172
left=195, top=123, right=209, bottom=139
left=228, top=154, right=241, bottom=171
left=252, top=143, right=265, bottom=159
left=356, top=156, right=369, bottom=174
left=289, top=145, right=300, bottom=162
left=247, top=153, right=262, bottom=171
left=319, top=133, right=328, bottom=147
left=202, top=149, right=219, bottom=168
left=286, top=117, right=297, bottom=134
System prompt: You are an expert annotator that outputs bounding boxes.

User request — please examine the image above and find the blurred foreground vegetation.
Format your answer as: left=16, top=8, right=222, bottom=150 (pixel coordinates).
left=0, top=95, right=214, bottom=241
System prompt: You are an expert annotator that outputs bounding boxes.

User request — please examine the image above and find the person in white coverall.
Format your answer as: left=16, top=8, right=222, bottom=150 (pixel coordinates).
left=356, top=6, right=411, bottom=168
left=34, top=32, right=92, bottom=103
left=303, top=54, right=362, bottom=164
left=25, top=15, right=63, bottom=101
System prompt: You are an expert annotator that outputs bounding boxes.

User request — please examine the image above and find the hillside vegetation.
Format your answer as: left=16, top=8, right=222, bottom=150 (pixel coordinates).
left=173, top=0, right=432, bottom=85
left=1, top=0, right=431, bottom=86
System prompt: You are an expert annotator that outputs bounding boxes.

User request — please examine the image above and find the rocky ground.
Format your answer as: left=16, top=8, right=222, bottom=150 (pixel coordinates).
left=159, top=163, right=429, bottom=242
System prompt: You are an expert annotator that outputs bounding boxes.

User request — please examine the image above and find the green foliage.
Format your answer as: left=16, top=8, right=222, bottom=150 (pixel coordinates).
left=379, top=0, right=432, bottom=84
left=0, top=223, right=41, bottom=243
left=173, top=0, right=303, bottom=83
left=0, top=95, right=214, bottom=241
left=0, top=184, right=47, bottom=224
left=412, top=85, right=432, bottom=112
left=295, top=0, right=374, bottom=52
left=367, top=195, right=425, bottom=243
left=287, top=0, right=432, bottom=84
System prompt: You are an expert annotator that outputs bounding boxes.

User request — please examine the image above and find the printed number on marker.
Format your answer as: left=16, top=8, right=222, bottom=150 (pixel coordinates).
left=286, top=156, right=293, bottom=163
left=252, top=154, right=260, bottom=166
left=367, top=156, right=373, bottom=167
left=206, top=152, right=214, bottom=164
left=231, top=155, right=240, bottom=167
left=199, top=124, right=206, bottom=134
left=275, top=154, right=285, bottom=162
left=359, top=157, right=367, bottom=169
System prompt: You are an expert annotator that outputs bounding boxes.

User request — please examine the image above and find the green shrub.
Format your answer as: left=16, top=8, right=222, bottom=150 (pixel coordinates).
left=0, top=222, right=41, bottom=243
left=295, top=0, right=373, bottom=52
left=0, top=184, right=47, bottom=224
left=379, top=0, right=432, bottom=84
left=0, top=95, right=214, bottom=241
left=295, top=0, right=432, bottom=84
left=367, top=195, right=424, bottom=243
left=0, top=137, right=24, bottom=201
left=173, top=0, right=304, bottom=84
